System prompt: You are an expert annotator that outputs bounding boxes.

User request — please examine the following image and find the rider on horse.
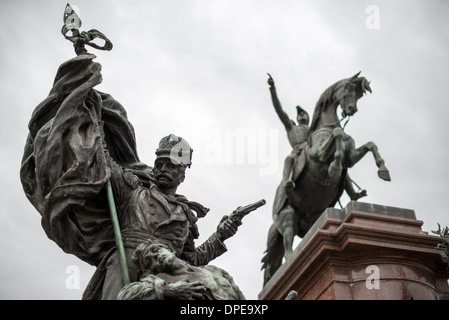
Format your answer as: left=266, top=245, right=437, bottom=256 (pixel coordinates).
left=267, top=74, right=366, bottom=201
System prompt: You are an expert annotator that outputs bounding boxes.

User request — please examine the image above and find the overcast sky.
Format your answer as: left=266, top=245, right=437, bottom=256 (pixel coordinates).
left=1, top=0, right=448, bottom=300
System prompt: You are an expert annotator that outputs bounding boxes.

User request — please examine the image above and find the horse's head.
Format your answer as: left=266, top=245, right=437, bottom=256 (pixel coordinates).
left=337, top=71, right=372, bottom=117
left=309, top=72, right=373, bottom=132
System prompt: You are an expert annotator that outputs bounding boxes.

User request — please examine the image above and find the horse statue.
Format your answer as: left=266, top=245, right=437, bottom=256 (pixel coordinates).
left=262, top=72, right=391, bottom=285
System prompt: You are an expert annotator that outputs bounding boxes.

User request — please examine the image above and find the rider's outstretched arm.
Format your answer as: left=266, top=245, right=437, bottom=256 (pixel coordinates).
left=267, top=74, right=293, bottom=131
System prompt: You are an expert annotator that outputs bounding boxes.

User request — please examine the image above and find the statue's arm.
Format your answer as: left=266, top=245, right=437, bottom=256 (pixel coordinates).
left=268, top=74, right=293, bottom=131
left=181, top=209, right=245, bottom=266
left=118, top=276, right=166, bottom=300
left=182, top=231, right=228, bottom=266
left=103, top=149, right=130, bottom=207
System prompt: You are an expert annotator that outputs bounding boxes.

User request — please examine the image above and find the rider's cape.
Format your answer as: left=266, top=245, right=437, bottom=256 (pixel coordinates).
left=20, top=54, right=152, bottom=267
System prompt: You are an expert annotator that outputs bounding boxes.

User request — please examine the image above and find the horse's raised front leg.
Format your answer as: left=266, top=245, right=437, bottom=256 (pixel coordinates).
left=347, top=141, right=391, bottom=181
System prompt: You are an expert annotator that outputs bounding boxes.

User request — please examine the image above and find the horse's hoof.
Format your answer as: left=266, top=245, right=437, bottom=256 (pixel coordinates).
left=351, top=190, right=367, bottom=201
left=378, top=168, right=391, bottom=181
left=284, top=250, right=294, bottom=262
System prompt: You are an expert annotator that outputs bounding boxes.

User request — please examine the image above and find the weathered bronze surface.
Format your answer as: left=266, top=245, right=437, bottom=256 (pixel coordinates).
left=118, top=238, right=245, bottom=300
left=19, top=5, right=263, bottom=300
left=262, top=73, right=391, bottom=284
left=62, top=4, right=113, bottom=55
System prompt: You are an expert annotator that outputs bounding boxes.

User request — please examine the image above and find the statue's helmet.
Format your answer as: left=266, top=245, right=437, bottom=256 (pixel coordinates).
left=155, top=134, right=193, bottom=167
left=296, top=105, right=309, bottom=125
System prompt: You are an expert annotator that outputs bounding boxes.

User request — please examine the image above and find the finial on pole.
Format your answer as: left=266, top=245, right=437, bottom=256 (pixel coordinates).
left=62, top=3, right=113, bottom=55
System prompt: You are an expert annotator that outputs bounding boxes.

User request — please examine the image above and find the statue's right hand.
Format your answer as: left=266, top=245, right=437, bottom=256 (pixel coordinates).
left=267, top=73, right=275, bottom=87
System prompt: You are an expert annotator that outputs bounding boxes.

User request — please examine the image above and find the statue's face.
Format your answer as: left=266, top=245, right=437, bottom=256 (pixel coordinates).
left=297, top=111, right=309, bottom=125
left=154, top=158, right=186, bottom=189
left=146, top=243, right=176, bottom=273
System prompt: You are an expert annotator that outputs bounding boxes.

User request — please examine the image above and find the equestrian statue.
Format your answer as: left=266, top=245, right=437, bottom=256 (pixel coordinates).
left=262, top=72, right=391, bottom=285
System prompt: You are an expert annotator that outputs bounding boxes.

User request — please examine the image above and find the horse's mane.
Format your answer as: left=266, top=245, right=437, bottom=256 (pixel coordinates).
left=308, top=73, right=371, bottom=133
left=353, top=76, right=372, bottom=99
left=309, top=79, right=346, bottom=132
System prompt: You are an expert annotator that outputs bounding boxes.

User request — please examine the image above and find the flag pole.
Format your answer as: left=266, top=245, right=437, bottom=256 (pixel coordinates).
left=106, top=180, right=130, bottom=286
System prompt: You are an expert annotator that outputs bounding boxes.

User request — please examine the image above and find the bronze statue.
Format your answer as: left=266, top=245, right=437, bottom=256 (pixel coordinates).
left=118, top=238, right=245, bottom=300
left=262, top=73, right=391, bottom=284
left=20, top=4, right=263, bottom=300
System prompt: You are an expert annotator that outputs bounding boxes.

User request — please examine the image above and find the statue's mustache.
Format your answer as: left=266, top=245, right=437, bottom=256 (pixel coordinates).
left=156, top=172, right=172, bottom=180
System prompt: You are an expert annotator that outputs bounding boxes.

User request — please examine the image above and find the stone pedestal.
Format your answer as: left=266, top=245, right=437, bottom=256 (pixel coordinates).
left=259, top=202, right=449, bottom=300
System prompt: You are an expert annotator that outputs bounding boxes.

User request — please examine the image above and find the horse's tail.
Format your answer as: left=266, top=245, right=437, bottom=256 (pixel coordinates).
left=261, top=223, right=284, bottom=286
